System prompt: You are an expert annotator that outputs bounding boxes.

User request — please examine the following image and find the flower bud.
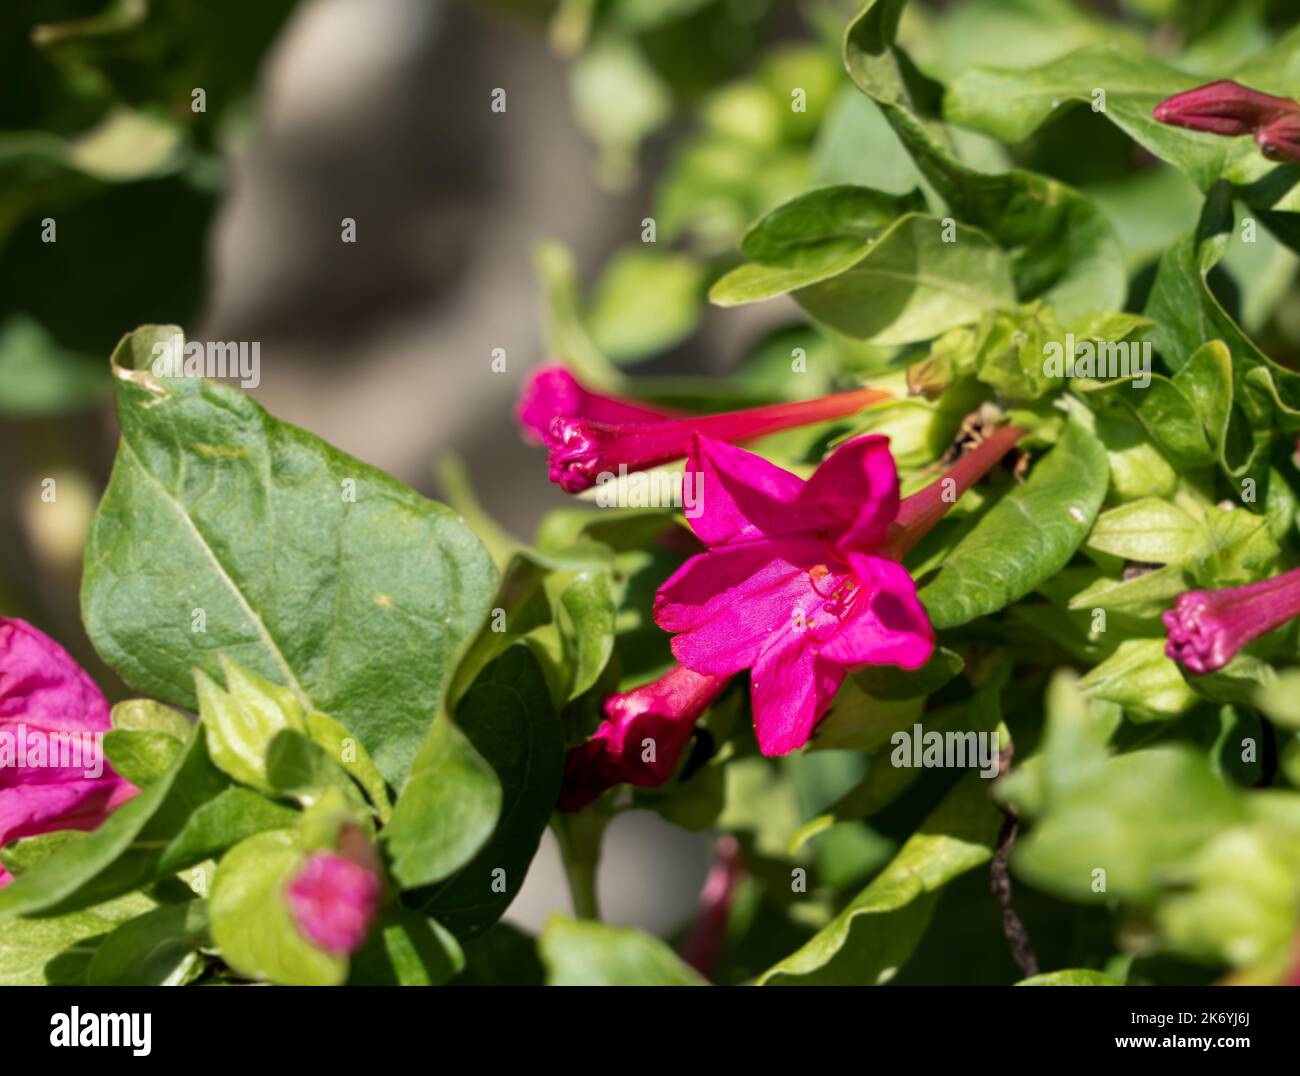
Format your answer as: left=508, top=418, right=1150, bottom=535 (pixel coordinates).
left=1153, top=80, right=1299, bottom=136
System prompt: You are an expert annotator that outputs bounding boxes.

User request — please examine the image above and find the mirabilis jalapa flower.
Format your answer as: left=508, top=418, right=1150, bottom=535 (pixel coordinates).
left=560, top=424, right=1024, bottom=805
left=0, top=617, right=137, bottom=886
left=1163, top=566, right=1300, bottom=675
left=655, top=431, right=1028, bottom=756
left=517, top=364, right=891, bottom=493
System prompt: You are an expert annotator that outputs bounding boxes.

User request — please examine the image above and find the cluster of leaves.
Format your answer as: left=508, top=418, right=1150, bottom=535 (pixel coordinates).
left=7, top=0, right=1300, bottom=986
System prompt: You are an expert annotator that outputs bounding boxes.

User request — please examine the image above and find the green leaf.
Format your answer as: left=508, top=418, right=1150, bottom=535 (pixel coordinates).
left=265, top=729, right=365, bottom=810
left=843, top=0, right=1126, bottom=321
left=1068, top=564, right=1189, bottom=619
left=157, top=787, right=299, bottom=876
left=102, top=729, right=184, bottom=787
left=0, top=316, right=104, bottom=416
left=110, top=697, right=194, bottom=741
left=1013, top=747, right=1248, bottom=902
left=209, top=828, right=345, bottom=986
left=539, top=915, right=708, bottom=986
left=1079, top=639, right=1197, bottom=722
left=0, top=893, right=155, bottom=986
left=1017, top=969, right=1122, bottom=986
left=305, top=709, right=392, bottom=822
left=0, top=727, right=226, bottom=918
left=194, top=658, right=305, bottom=794
left=81, top=326, right=499, bottom=787
left=348, top=908, right=464, bottom=986
left=85, top=900, right=209, bottom=986
left=1145, top=191, right=1299, bottom=479
left=1085, top=498, right=1209, bottom=566
left=383, top=709, right=503, bottom=891
left=758, top=773, right=1002, bottom=985
left=918, top=421, right=1109, bottom=629
left=416, top=647, right=564, bottom=937
left=944, top=37, right=1300, bottom=193
left=712, top=205, right=1015, bottom=344
left=585, top=248, right=706, bottom=363
left=852, top=645, right=963, bottom=700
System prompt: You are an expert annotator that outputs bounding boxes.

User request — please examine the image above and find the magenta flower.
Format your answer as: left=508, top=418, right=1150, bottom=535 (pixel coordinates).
left=0, top=618, right=137, bottom=887
left=1153, top=80, right=1299, bottom=136
left=285, top=842, right=382, bottom=956
left=516, top=365, right=674, bottom=445
left=517, top=365, right=892, bottom=493
left=1163, top=566, right=1300, bottom=674
left=558, top=664, right=727, bottom=811
left=654, top=428, right=1023, bottom=755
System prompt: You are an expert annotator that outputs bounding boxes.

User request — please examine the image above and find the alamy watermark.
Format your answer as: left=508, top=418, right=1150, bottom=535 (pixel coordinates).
left=0, top=724, right=105, bottom=778
left=1042, top=332, right=1151, bottom=388
left=151, top=332, right=261, bottom=389
left=593, top=465, right=703, bottom=518
left=889, top=723, right=1000, bottom=778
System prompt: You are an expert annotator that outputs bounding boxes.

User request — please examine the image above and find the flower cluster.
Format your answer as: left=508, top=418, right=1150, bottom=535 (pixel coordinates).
left=523, top=370, right=1025, bottom=807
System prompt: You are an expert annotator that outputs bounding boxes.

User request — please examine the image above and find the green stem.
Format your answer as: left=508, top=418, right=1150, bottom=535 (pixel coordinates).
left=552, top=810, right=608, bottom=920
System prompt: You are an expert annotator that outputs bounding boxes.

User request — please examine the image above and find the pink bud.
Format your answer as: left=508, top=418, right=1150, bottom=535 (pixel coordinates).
left=1256, top=111, right=1300, bottom=162
left=285, top=850, right=381, bottom=956
left=1163, top=566, right=1300, bottom=674
left=558, top=665, right=728, bottom=811
left=1153, top=80, right=1299, bottom=136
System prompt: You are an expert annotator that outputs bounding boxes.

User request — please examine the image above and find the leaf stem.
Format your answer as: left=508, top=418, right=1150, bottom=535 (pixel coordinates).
left=552, top=810, right=608, bottom=920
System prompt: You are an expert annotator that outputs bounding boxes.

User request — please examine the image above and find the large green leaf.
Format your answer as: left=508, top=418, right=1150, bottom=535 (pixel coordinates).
left=712, top=197, right=1015, bottom=343
left=0, top=727, right=226, bottom=918
left=944, top=35, right=1300, bottom=193
left=81, top=326, right=499, bottom=785
left=416, top=647, right=564, bottom=937
left=383, top=710, right=503, bottom=891
left=539, top=916, right=708, bottom=986
left=156, top=787, right=298, bottom=876
left=843, top=0, right=1126, bottom=321
left=85, top=900, right=209, bottom=986
left=0, top=893, right=155, bottom=986
left=758, top=773, right=1002, bottom=985
left=917, top=421, right=1109, bottom=629
left=1013, top=747, right=1248, bottom=903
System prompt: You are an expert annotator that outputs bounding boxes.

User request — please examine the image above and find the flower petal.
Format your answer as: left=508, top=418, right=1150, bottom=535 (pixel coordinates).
left=798, top=434, right=899, bottom=556
left=749, top=641, right=844, bottom=756
left=516, top=365, right=670, bottom=443
left=686, top=436, right=813, bottom=547
left=656, top=538, right=825, bottom=675
left=817, top=555, right=934, bottom=668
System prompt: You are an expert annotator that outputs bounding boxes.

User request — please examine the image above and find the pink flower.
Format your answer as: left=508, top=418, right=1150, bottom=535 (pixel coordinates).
left=515, top=365, right=674, bottom=445
left=517, top=365, right=892, bottom=493
left=0, top=618, right=137, bottom=887
left=1257, top=112, right=1300, bottom=162
left=654, top=428, right=1023, bottom=755
left=1153, top=80, right=1299, bottom=136
left=1163, top=566, right=1300, bottom=674
left=285, top=839, right=382, bottom=957
left=558, top=665, right=727, bottom=811
left=678, top=835, right=745, bottom=980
